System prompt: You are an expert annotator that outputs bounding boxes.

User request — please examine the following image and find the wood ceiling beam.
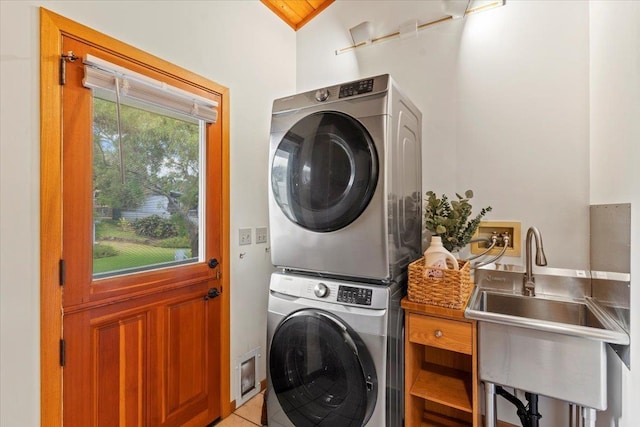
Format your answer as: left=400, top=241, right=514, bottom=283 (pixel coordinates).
left=261, top=0, right=335, bottom=31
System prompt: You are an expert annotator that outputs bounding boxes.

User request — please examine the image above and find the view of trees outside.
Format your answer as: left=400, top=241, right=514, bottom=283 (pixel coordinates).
left=92, top=97, right=202, bottom=277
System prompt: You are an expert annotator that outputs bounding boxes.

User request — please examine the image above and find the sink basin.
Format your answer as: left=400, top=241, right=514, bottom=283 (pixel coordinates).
left=482, top=292, right=599, bottom=326
left=465, top=267, right=630, bottom=411
left=468, top=290, right=629, bottom=344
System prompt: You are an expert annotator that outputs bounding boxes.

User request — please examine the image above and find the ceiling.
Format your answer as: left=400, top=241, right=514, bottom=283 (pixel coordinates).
left=261, top=0, right=335, bottom=31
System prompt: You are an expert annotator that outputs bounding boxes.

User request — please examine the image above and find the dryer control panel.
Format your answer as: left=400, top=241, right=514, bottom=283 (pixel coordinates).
left=337, top=285, right=372, bottom=306
left=339, top=78, right=374, bottom=98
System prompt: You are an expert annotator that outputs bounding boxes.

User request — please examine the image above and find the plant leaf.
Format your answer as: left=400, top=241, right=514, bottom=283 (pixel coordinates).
left=423, top=189, right=491, bottom=251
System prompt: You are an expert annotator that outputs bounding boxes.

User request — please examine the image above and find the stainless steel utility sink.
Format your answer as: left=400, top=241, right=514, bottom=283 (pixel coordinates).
left=468, top=289, right=629, bottom=344
left=465, top=266, right=630, bottom=412
left=482, top=291, right=597, bottom=325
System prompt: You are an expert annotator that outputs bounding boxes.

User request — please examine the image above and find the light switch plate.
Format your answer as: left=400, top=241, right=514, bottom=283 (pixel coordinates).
left=255, top=227, right=268, bottom=244
left=239, top=228, right=252, bottom=245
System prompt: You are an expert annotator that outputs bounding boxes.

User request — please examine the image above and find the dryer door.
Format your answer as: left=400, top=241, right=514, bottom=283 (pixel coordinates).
left=271, top=111, right=378, bottom=232
left=269, top=309, right=377, bottom=427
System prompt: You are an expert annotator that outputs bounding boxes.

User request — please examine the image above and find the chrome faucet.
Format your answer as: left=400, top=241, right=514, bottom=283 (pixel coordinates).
left=523, top=226, right=548, bottom=296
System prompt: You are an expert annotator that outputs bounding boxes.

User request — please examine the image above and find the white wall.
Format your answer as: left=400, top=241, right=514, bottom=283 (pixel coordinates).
left=2, top=1, right=638, bottom=426
left=296, top=0, right=634, bottom=425
left=589, top=2, right=640, bottom=426
left=297, top=0, right=463, bottom=199
left=297, top=1, right=591, bottom=270
left=456, top=1, right=590, bottom=270
left=0, top=1, right=295, bottom=425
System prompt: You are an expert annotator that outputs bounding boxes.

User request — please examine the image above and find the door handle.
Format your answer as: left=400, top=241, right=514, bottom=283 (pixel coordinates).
left=204, top=287, right=221, bottom=301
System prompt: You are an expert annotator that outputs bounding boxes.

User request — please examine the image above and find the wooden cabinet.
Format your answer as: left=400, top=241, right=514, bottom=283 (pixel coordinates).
left=402, top=298, right=479, bottom=427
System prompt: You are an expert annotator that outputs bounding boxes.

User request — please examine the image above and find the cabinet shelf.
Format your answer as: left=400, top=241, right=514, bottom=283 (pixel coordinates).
left=402, top=297, right=478, bottom=426
left=411, top=363, right=473, bottom=413
left=421, top=409, right=471, bottom=426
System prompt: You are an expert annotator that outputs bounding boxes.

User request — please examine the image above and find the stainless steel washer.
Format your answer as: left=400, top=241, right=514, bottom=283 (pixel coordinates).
left=268, top=74, right=422, bottom=282
left=266, top=271, right=404, bottom=427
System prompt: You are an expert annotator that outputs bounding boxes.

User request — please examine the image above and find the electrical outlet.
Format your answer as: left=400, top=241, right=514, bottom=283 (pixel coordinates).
left=471, top=221, right=521, bottom=257
left=255, top=227, right=268, bottom=244
left=239, top=228, right=252, bottom=245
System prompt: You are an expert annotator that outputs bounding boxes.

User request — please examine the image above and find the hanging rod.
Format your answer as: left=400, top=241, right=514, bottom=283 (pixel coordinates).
left=335, top=0, right=506, bottom=55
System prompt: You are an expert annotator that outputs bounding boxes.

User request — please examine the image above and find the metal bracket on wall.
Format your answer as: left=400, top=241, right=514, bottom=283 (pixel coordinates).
left=335, top=0, right=507, bottom=55
left=59, top=51, right=78, bottom=85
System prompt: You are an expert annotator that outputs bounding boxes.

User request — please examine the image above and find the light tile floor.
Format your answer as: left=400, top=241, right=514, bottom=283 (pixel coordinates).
left=216, top=390, right=266, bottom=427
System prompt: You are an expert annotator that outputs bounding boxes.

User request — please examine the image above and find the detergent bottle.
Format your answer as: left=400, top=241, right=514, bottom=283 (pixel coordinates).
left=424, top=236, right=459, bottom=277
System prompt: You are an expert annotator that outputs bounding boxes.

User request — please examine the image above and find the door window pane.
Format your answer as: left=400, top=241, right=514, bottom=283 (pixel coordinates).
left=92, top=97, right=203, bottom=278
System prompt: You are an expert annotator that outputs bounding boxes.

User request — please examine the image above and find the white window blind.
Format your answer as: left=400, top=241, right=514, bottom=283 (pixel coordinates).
left=82, top=54, right=218, bottom=123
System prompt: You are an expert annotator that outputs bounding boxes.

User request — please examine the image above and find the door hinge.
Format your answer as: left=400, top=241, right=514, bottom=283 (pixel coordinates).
left=59, top=339, right=66, bottom=367
left=59, top=259, right=66, bottom=286
left=59, top=51, right=78, bottom=86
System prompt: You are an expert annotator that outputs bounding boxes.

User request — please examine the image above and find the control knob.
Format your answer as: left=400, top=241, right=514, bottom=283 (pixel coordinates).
left=314, top=282, right=329, bottom=298
left=315, top=88, right=330, bottom=102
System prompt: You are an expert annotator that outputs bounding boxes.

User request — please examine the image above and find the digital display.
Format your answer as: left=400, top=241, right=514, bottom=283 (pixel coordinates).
left=339, top=79, right=374, bottom=98
left=337, top=285, right=372, bottom=305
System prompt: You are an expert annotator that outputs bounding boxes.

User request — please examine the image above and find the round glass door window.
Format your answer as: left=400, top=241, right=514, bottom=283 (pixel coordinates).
left=271, top=112, right=378, bottom=232
left=269, top=310, right=377, bottom=427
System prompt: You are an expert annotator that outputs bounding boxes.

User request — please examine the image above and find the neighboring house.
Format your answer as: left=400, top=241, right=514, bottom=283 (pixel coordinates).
left=121, top=194, right=171, bottom=221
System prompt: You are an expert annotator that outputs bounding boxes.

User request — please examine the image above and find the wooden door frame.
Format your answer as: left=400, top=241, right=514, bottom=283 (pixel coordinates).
left=39, top=8, right=231, bottom=426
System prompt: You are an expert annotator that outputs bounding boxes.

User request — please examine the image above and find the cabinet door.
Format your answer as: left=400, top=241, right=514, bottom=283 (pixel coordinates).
left=404, top=311, right=479, bottom=427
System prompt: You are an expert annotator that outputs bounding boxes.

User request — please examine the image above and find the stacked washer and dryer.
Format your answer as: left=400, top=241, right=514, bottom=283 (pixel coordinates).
left=266, top=75, right=422, bottom=427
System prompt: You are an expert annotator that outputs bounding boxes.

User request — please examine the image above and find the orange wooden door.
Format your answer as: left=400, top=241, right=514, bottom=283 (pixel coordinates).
left=60, top=35, right=223, bottom=426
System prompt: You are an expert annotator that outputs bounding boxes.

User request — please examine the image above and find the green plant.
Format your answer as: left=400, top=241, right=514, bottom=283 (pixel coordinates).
left=155, top=236, right=191, bottom=249
left=133, top=215, right=178, bottom=239
left=424, top=190, right=492, bottom=252
left=93, top=243, right=118, bottom=258
left=118, top=217, right=132, bottom=231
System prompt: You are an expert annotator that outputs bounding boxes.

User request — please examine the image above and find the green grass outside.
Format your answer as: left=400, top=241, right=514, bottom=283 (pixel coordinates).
left=95, top=219, right=148, bottom=242
left=93, top=241, right=191, bottom=274
left=93, top=220, right=192, bottom=274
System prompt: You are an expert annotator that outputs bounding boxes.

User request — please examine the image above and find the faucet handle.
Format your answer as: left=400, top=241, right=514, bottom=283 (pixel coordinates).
left=523, top=276, right=536, bottom=297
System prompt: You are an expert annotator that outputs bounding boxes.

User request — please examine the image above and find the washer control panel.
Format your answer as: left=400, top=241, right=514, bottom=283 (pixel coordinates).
left=313, top=282, right=329, bottom=298
left=337, top=285, right=372, bottom=306
left=270, top=273, right=389, bottom=309
left=339, top=78, right=374, bottom=98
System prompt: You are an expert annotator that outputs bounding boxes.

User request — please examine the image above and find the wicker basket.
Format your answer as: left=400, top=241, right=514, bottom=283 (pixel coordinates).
left=407, top=257, right=472, bottom=309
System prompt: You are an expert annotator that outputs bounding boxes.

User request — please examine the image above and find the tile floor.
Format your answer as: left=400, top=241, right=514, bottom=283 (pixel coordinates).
left=215, top=390, right=266, bottom=427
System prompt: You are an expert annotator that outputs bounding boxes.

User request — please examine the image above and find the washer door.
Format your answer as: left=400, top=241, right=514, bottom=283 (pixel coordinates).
left=269, top=309, right=377, bottom=427
left=271, top=111, right=378, bottom=232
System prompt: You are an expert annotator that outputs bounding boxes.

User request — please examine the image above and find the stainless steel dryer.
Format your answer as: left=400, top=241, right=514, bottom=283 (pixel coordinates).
left=268, top=75, right=422, bottom=282
left=266, top=271, right=404, bottom=427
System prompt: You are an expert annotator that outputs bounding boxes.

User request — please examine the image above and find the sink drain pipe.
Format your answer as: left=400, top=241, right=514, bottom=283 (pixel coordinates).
left=495, top=386, right=542, bottom=427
